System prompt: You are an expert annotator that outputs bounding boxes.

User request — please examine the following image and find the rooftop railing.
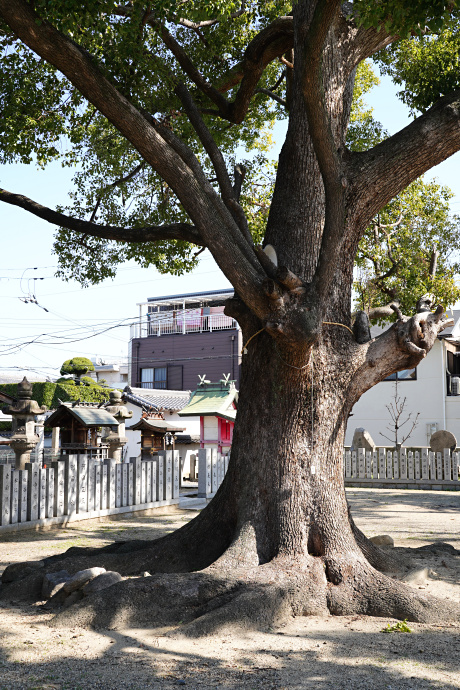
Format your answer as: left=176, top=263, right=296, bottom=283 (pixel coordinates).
left=130, top=311, right=238, bottom=339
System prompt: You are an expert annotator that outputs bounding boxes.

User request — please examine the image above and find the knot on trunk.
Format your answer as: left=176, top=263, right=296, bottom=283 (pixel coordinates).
left=392, top=303, right=454, bottom=359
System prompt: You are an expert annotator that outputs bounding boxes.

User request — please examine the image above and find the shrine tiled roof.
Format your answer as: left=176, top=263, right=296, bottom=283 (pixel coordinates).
left=178, top=381, right=237, bottom=422
left=123, top=387, right=191, bottom=411
left=47, top=404, right=119, bottom=428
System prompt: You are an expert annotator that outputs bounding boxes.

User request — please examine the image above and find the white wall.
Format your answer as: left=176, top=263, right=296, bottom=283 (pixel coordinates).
left=345, top=339, right=448, bottom=447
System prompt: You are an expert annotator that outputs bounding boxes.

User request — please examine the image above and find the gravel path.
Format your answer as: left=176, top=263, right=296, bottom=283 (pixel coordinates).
left=0, top=489, right=458, bottom=690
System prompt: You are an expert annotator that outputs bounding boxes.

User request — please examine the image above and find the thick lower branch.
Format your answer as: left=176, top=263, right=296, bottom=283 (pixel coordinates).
left=0, top=188, right=204, bottom=245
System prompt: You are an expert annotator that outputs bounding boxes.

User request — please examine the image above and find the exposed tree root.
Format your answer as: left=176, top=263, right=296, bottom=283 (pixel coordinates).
left=43, top=552, right=460, bottom=636
left=325, top=555, right=460, bottom=623
left=1, top=512, right=458, bottom=635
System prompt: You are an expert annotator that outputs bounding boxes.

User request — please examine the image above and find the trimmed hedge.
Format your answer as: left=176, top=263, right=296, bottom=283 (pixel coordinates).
left=0, top=381, right=112, bottom=409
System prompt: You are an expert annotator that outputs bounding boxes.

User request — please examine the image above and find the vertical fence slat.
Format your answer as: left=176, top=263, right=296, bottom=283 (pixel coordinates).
left=386, top=451, right=393, bottom=479
left=429, top=452, right=436, bottom=481
left=94, top=464, right=101, bottom=510
left=19, top=470, right=28, bottom=523
left=211, top=449, right=218, bottom=493
left=0, top=465, right=12, bottom=526
left=87, top=459, right=95, bottom=512
left=10, top=469, right=19, bottom=524
left=393, top=451, right=399, bottom=480
left=436, top=452, right=443, bottom=481
left=345, top=451, right=351, bottom=478
left=408, top=451, right=414, bottom=480
left=357, top=448, right=365, bottom=478
left=453, top=452, right=459, bottom=482
left=156, top=452, right=165, bottom=501
left=151, top=457, right=157, bottom=502
left=64, top=456, right=77, bottom=517
left=365, top=451, right=371, bottom=479
left=378, top=448, right=385, bottom=479
left=421, top=449, right=429, bottom=480
left=165, top=450, right=173, bottom=501
left=351, top=451, right=357, bottom=478
left=52, top=461, right=65, bottom=517
left=131, top=458, right=141, bottom=506
left=46, top=467, right=54, bottom=519
left=400, top=448, right=407, bottom=480
left=27, top=463, right=40, bottom=521
left=444, top=449, right=452, bottom=482
left=77, top=455, right=88, bottom=514
left=173, top=451, right=180, bottom=499
left=146, top=461, right=152, bottom=503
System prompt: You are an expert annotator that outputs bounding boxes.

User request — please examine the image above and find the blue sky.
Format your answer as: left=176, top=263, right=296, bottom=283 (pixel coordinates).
left=1, top=71, right=459, bottom=379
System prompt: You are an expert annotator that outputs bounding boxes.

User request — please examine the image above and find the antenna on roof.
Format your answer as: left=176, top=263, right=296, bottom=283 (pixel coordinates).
left=221, top=373, right=231, bottom=384
left=198, top=374, right=210, bottom=385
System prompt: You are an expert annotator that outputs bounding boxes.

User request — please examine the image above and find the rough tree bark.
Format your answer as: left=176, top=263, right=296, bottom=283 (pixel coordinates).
left=0, top=0, right=459, bottom=632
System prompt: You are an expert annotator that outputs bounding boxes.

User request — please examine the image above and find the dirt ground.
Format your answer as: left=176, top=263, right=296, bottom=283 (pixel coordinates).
left=0, top=488, right=458, bottom=690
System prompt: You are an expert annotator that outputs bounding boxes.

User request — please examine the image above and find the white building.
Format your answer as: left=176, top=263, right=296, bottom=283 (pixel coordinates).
left=345, top=311, right=460, bottom=447
left=90, top=358, right=129, bottom=389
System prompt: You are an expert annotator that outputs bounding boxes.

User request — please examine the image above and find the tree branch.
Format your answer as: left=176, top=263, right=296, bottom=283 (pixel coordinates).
left=349, top=307, right=454, bottom=401
left=0, top=188, right=204, bottom=245
left=89, top=162, right=144, bottom=223
left=296, top=0, right=346, bottom=299
left=174, top=2, right=247, bottom=29
left=0, top=0, right=268, bottom=318
left=255, top=88, right=287, bottom=108
left=349, top=90, right=460, bottom=229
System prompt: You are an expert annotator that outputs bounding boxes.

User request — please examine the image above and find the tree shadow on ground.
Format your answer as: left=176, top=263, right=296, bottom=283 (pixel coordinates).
left=0, top=611, right=458, bottom=690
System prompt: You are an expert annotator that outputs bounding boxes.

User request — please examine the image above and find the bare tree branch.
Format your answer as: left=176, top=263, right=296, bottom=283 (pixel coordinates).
left=0, top=188, right=204, bottom=245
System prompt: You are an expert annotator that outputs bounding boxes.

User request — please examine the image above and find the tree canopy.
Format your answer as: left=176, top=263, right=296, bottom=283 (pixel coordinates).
left=60, top=356, right=95, bottom=382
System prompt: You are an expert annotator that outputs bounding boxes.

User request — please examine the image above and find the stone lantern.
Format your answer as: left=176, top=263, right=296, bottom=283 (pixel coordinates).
left=102, top=390, right=133, bottom=462
left=8, top=377, right=47, bottom=470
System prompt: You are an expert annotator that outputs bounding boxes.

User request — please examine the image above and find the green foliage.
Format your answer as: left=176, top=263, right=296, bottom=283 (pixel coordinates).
left=353, top=0, right=459, bottom=38
left=60, top=357, right=95, bottom=379
left=0, top=421, right=12, bottom=432
left=382, top=619, right=412, bottom=633
left=1, top=0, right=460, bottom=302
left=354, top=177, right=460, bottom=317
left=0, top=381, right=111, bottom=408
left=346, top=62, right=388, bottom=152
left=376, top=26, right=460, bottom=114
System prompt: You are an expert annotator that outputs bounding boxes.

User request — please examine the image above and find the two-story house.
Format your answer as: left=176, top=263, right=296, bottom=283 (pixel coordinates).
left=129, top=289, right=242, bottom=390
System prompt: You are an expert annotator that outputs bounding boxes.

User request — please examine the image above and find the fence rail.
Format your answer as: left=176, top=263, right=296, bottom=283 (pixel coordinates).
left=0, top=451, right=180, bottom=531
left=345, top=447, right=460, bottom=488
left=197, top=448, right=229, bottom=499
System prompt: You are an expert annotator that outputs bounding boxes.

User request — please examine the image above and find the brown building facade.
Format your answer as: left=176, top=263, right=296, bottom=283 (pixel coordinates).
left=129, top=290, right=242, bottom=390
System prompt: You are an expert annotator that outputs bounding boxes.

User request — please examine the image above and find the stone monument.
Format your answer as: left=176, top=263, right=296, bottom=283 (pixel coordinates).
left=430, top=429, right=457, bottom=453
left=102, top=390, right=133, bottom=462
left=8, top=378, right=47, bottom=470
left=351, top=427, right=376, bottom=452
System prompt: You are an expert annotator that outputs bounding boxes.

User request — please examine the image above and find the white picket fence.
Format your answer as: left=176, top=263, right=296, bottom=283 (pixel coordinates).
left=345, top=447, right=460, bottom=489
left=197, top=448, right=229, bottom=499
left=0, top=451, right=180, bottom=532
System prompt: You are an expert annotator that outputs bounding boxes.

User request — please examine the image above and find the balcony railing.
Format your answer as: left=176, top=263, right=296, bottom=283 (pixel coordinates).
left=130, top=312, right=238, bottom=339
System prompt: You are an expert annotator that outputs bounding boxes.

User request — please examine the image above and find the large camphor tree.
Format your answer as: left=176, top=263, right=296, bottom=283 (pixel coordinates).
left=1, top=0, right=460, bottom=630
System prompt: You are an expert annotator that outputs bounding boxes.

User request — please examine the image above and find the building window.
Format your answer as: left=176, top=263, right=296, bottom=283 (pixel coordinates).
left=384, top=368, right=417, bottom=381
left=140, top=367, right=167, bottom=389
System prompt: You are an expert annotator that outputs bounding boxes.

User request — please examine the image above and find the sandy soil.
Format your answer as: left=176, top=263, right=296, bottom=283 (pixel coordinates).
left=0, top=488, right=458, bottom=690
